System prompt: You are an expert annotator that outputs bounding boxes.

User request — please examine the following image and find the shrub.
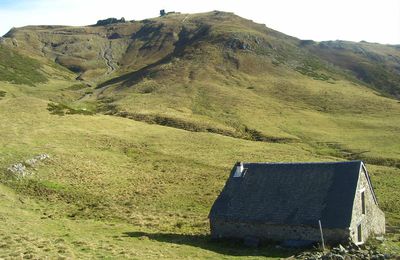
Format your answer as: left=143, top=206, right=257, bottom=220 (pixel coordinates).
left=47, top=102, right=95, bottom=116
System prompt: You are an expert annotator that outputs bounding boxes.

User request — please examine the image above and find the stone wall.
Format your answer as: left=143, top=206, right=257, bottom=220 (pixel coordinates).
left=349, top=164, right=385, bottom=244
left=210, top=218, right=349, bottom=244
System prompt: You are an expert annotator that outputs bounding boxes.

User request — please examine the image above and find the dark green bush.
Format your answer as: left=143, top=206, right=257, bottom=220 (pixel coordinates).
left=47, top=102, right=94, bottom=116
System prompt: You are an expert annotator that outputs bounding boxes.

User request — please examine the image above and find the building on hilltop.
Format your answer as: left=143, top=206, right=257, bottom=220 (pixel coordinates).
left=209, top=161, right=385, bottom=245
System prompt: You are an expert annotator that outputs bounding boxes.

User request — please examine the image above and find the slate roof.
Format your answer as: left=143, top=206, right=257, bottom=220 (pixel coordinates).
left=209, top=161, right=363, bottom=229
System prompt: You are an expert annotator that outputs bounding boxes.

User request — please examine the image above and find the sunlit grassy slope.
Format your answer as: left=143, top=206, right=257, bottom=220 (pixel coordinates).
left=304, top=40, right=400, bottom=98
left=0, top=79, right=399, bottom=259
left=0, top=11, right=400, bottom=258
left=0, top=83, right=314, bottom=259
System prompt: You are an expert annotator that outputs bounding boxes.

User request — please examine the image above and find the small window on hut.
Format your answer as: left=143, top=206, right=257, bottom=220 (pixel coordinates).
left=357, top=224, right=362, bottom=243
left=361, top=191, right=366, bottom=215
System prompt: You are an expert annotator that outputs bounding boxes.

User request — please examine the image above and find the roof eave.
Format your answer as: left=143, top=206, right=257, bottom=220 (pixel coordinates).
left=360, top=161, right=379, bottom=205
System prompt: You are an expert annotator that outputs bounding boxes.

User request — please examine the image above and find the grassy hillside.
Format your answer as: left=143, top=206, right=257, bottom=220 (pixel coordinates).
left=0, top=184, right=298, bottom=259
left=0, top=80, right=399, bottom=258
left=0, top=44, right=47, bottom=85
left=0, top=41, right=75, bottom=88
left=4, top=11, right=400, bottom=99
left=0, top=11, right=399, bottom=259
left=304, top=40, right=400, bottom=98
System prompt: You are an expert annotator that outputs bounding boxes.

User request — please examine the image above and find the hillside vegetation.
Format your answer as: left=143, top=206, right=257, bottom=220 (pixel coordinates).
left=0, top=11, right=399, bottom=258
left=0, top=44, right=47, bottom=86
left=304, top=40, right=400, bottom=99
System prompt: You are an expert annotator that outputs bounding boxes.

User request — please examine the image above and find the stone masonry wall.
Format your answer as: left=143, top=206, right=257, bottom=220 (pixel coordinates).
left=210, top=218, right=349, bottom=244
left=349, top=165, right=385, bottom=244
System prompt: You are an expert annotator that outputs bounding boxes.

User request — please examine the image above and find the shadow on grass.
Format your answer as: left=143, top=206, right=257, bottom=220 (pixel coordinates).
left=122, top=231, right=299, bottom=258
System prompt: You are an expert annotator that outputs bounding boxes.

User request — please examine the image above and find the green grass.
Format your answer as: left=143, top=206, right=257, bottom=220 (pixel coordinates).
left=0, top=184, right=302, bottom=259
left=305, top=40, right=400, bottom=98
left=0, top=89, right=312, bottom=259
left=0, top=45, right=47, bottom=86
left=0, top=76, right=399, bottom=258
left=0, top=90, right=6, bottom=99
left=47, top=102, right=95, bottom=115
left=0, top=11, right=399, bottom=258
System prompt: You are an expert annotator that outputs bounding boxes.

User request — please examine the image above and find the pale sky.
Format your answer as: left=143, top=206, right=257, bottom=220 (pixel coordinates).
left=1, top=0, right=399, bottom=44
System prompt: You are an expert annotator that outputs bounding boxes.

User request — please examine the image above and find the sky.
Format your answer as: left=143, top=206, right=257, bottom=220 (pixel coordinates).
left=0, top=0, right=399, bottom=44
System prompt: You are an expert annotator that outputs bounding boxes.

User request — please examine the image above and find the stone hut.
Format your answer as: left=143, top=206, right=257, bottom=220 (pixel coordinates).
left=209, top=161, right=385, bottom=245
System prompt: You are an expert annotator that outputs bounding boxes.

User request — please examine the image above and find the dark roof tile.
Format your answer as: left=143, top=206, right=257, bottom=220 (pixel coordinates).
left=209, top=161, right=362, bottom=228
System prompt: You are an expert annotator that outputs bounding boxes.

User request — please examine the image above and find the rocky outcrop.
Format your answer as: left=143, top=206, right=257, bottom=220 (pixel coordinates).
left=2, top=27, right=17, bottom=38
left=226, top=38, right=250, bottom=50
left=95, top=17, right=126, bottom=26
left=107, top=33, right=122, bottom=39
left=292, top=242, right=394, bottom=260
left=6, top=154, right=50, bottom=179
left=24, top=154, right=50, bottom=166
left=7, top=163, right=28, bottom=178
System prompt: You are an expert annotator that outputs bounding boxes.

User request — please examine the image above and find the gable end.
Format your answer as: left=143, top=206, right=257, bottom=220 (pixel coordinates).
left=360, top=162, right=378, bottom=205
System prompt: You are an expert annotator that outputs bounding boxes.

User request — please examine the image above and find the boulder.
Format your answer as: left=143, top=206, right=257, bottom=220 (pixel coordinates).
left=7, top=163, right=28, bottom=177
left=7, top=154, right=50, bottom=178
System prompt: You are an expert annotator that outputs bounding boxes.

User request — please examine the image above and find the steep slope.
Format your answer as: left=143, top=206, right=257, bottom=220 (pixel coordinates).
left=0, top=44, right=47, bottom=86
left=1, top=15, right=183, bottom=82
left=0, top=43, right=74, bottom=86
left=303, top=40, right=400, bottom=98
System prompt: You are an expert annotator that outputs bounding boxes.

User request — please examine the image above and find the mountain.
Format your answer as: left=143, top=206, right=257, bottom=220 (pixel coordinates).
left=3, top=11, right=400, bottom=96
left=2, top=11, right=400, bottom=141
left=0, top=11, right=399, bottom=258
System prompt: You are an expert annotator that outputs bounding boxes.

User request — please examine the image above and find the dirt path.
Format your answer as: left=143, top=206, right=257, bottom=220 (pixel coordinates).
left=91, top=41, right=118, bottom=96
left=182, top=14, right=190, bottom=23
left=78, top=41, right=117, bottom=101
left=101, top=41, right=117, bottom=75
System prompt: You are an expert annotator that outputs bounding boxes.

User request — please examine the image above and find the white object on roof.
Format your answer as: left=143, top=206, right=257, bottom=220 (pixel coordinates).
left=233, top=162, right=244, bottom=177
